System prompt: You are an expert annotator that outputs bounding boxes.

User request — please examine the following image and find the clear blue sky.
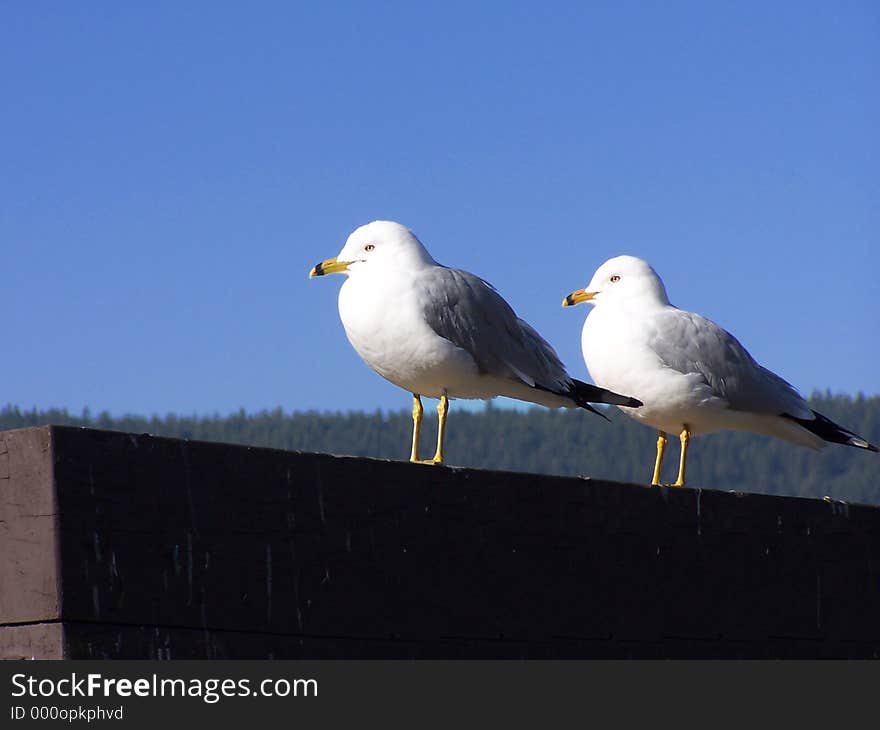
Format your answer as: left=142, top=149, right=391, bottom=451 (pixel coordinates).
left=3, top=2, right=878, bottom=417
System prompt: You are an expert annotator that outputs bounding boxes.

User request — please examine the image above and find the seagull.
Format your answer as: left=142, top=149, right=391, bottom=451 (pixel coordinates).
left=309, top=221, right=642, bottom=464
left=563, top=255, right=878, bottom=487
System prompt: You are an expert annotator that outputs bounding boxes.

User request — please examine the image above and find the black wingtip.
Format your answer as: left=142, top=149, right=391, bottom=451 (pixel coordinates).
left=782, top=410, right=880, bottom=452
left=531, top=380, right=641, bottom=420
left=569, top=379, right=642, bottom=415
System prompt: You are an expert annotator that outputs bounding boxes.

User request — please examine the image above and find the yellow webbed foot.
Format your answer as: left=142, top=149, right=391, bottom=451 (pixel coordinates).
left=410, top=457, right=444, bottom=466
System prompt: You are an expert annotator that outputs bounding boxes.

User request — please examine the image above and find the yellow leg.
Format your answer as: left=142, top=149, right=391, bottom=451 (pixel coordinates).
left=409, top=394, right=423, bottom=463
left=410, top=394, right=448, bottom=465
left=673, top=426, right=690, bottom=487
left=651, top=431, right=667, bottom=486
left=430, top=394, right=449, bottom=464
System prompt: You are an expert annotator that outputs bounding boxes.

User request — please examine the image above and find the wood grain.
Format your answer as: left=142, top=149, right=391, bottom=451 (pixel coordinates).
left=2, top=425, right=879, bottom=659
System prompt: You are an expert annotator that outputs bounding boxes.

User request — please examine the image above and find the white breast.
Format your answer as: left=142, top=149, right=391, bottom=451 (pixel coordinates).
left=337, top=270, right=481, bottom=398
left=581, top=305, right=727, bottom=435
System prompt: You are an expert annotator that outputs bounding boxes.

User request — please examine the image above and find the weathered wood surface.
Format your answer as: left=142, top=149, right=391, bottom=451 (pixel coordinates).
left=0, top=427, right=59, bottom=624
left=1, top=425, right=879, bottom=659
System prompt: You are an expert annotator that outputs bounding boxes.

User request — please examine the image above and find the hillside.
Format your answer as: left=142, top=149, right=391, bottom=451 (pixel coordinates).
left=2, top=392, right=878, bottom=504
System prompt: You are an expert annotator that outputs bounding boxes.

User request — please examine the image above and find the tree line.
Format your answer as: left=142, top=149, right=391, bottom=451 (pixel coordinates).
left=2, top=392, right=878, bottom=504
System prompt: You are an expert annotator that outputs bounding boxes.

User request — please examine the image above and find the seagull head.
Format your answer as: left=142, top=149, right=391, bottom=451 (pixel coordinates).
left=562, top=255, right=670, bottom=309
left=309, top=220, right=437, bottom=279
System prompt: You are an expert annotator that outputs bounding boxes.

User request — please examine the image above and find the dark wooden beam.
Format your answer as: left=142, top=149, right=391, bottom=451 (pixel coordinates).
left=2, top=425, right=878, bottom=659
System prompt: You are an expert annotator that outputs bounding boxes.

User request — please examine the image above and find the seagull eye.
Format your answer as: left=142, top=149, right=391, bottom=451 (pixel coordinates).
left=610, top=275, right=621, bottom=283
left=364, top=244, right=375, bottom=252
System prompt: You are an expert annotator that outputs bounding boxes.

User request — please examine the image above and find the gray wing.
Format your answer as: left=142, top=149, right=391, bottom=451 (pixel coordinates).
left=420, top=267, right=571, bottom=393
left=649, top=309, right=811, bottom=418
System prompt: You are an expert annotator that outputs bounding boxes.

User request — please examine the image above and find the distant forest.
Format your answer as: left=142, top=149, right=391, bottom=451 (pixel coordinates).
left=2, top=392, right=878, bottom=505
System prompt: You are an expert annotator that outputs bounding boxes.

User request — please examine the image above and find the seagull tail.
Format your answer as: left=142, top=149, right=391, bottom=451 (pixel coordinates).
left=568, top=379, right=644, bottom=421
left=782, top=410, right=880, bottom=453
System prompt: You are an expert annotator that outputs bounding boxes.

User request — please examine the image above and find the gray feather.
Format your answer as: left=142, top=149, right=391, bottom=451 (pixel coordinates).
left=419, top=267, right=570, bottom=393
left=648, top=309, right=810, bottom=418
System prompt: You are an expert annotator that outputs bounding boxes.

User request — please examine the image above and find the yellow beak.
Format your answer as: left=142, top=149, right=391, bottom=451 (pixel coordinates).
left=309, top=257, right=352, bottom=278
left=562, top=288, right=596, bottom=307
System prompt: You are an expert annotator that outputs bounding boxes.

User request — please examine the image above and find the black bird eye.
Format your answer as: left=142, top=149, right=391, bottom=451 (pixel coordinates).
left=364, top=244, right=375, bottom=252
left=610, top=275, right=621, bottom=283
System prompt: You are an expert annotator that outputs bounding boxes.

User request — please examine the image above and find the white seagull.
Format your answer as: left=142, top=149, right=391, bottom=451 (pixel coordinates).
left=564, top=255, right=878, bottom=487
left=309, top=221, right=642, bottom=464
